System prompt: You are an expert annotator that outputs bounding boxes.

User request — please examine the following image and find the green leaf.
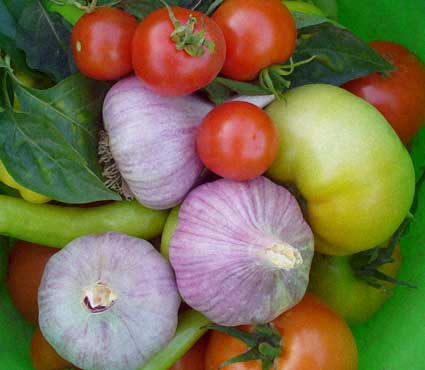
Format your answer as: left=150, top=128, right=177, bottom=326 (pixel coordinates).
left=15, top=0, right=76, bottom=82
left=117, top=0, right=181, bottom=19
left=0, top=110, right=120, bottom=204
left=291, top=11, right=330, bottom=29
left=310, top=0, right=338, bottom=20
left=288, top=22, right=394, bottom=88
left=203, top=77, right=270, bottom=105
left=12, top=73, right=108, bottom=175
left=0, top=0, right=17, bottom=39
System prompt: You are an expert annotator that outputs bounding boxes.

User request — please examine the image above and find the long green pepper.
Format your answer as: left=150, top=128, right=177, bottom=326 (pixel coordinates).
left=0, top=195, right=168, bottom=247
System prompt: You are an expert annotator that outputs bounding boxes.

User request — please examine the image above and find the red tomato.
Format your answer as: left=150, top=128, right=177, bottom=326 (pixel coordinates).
left=343, top=41, right=425, bottom=143
left=71, top=7, right=137, bottom=80
left=132, top=6, right=226, bottom=96
left=196, top=101, right=279, bottom=181
left=205, top=293, right=358, bottom=370
left=30, top=326, right=77, bottom=370
left=212, top=0, right=297, bottom=81
left=6, top=241, right=57, bottom=323
left=170, top=335, right=209, bottom=370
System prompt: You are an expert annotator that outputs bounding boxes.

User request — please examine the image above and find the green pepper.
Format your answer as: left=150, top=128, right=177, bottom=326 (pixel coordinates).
left=0, top=195, right=168, bottom=247
left=139, top=309, right=211, bottom=370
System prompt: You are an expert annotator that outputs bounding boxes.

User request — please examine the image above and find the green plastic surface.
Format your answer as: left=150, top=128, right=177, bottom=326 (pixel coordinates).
left=1, top=1, right=425, bottom=369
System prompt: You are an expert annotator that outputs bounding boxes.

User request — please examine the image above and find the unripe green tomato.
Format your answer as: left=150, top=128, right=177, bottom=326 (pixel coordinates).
left=265, top=84, right=415, bottom=255
left=283, top=0, right=325, bottom=16
left=308, top=246, right=401, bottom=325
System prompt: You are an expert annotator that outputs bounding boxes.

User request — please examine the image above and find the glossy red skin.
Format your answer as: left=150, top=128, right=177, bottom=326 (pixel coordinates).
left=72, top=7, right=137, bottom=80
left=205, top=293, right=358, bottom=370
left=212, top=0, right=297, bottom=81
left=132, top=7, right=226, bottom=96
left=170, top=335, right=209, bottom=370
left=196, top=101, right=279, bottom=181
left=343, top=41, right=425, bottom=143
left=30, top=326, right=78, bottom=370
left=6, top=241, right=57, bottom=324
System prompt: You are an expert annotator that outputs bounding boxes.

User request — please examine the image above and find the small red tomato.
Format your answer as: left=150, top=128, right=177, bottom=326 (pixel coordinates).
left=30, top=326, right=77, bottom=370
left=132, top=6, right=226, bottom=96
left=6, top=241, right=57, bottom=323
left=71, top=7, right=137, bottom=80
left=196, top=101, right=279, bottom=181
left=343, top=41, right=425, bottom=143
left=212, top=0, right=297, bottom=81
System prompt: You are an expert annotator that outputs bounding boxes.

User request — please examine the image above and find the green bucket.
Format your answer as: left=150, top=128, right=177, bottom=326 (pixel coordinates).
left=1, top=1, right=425, bottom=369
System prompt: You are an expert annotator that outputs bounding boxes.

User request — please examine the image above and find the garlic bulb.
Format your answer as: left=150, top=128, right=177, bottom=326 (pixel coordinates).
left=170, top=176, right=314, bottom=326
left=102, top=76, right=211, bottom=210
left=38, top=232, right=180, bottom=370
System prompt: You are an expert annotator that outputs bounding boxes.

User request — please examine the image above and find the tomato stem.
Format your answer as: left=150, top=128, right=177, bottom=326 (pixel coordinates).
left=161, top=0, right=215, bottom=57
left=259, top=56, right=317, bottom=99
left=207, top=324, right=282, bottom=370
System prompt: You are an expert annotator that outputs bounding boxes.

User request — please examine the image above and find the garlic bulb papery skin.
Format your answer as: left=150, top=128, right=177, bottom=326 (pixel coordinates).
left=170, top=176, right=314, bottom=326
left=103, top=76, right=212, bottom=210
left=38, top=232, right=180, bottom=370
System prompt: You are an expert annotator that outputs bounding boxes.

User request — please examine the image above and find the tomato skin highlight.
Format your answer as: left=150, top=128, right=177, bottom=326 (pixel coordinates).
left=6, top=241, right=57, bottom=324
left=212, top=0, right=297, bottom=81
left=132, top=7, right=226, bottom=96
left=343, top=41, right=425, bottom=143
left=71, top=7, right=137, bottom=80
left=196, top=101, right=279, bottom=181
left=205, top=293, right=358, bottom=370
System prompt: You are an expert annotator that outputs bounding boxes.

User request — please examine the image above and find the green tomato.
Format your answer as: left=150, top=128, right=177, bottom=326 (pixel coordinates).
left=283, top=0, right=325, bottom=16
left=160, top=206, right=180, bottom=261
left=308, top=246, right=401, bottom=325
left=265, top=84, right=415, bottom=255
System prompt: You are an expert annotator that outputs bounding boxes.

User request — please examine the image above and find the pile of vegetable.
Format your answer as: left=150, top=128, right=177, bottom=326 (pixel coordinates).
left=1, top=0, right=425, bottom=369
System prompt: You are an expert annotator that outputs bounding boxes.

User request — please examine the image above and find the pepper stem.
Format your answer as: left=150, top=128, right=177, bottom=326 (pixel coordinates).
left=161, top=0, right=215, bottom=57
left=207, top=324, right=282, bottom=370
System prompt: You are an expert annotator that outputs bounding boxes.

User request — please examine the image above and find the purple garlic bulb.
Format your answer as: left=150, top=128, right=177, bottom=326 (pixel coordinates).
left=38, top=232, right=180, bottom=370
left=102, top=76, right=211, bottom=210
left=170, top=177, right=314, bottom=326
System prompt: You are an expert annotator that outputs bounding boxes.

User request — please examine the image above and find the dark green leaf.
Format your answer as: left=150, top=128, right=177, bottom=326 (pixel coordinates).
left=15, top=1, right=76, bottom=82
left=1, top=0, right=31, bottom=22
left=0, top=110, right=120, bottom=203
left=202, top=79, right=232, bottom=105
left=0, top=236, right=11, bottom=282
left=288, top=23, right=394, bottom=88
left=0, top=182, right=20, bottom=198
left=203, top=77, right=270, bottom=105
left=12, top=73, right=108, bottom=175
left=0, top=0, right=17, bottom=39
left=118, top=0, right=181, bottom=19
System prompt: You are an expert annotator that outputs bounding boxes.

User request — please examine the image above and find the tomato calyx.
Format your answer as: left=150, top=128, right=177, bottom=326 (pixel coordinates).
left=207, top=324, right=282, bottom=370
left=259, top=56, right=316, bottom=99
left=161, top=1, right=215, bottom=57
left=351, top=168, right=425, bottom=292
left=350, top=218, right=416, bottom=293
